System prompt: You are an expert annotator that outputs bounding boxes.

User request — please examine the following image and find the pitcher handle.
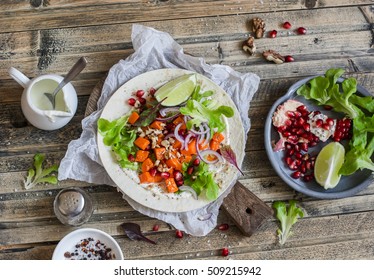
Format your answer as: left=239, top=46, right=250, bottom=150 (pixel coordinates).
left=8, top=67, right=30, bottom=88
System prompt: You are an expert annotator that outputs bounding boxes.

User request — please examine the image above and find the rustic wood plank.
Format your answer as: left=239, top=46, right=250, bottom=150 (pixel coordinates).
left=1, top=6, right=371, bottom=78
left=1, top=1, right=373, bottom=32
left=2, top=211, right=374, bottom=260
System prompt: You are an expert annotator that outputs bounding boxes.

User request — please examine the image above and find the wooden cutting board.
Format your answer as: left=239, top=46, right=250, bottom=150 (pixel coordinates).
left=85, top=76, right=274, bottom=237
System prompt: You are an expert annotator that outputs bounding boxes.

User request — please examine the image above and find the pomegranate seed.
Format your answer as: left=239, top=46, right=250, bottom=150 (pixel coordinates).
left=269, top=30, right=277, bottom=38
left=309, top=141, right=318, bottom=147
left=285, top=55, right=294, bottom=63
left=314, top=110, right=321, bottom=116
left=149, top=167, right=157, bottom=177
left=285, top=143, right=293, bottom=150
left=136, top=89, right=145, bottom=98
left=300, top=163, right=307, bottom=174
left=138, top=97, right=146, bottom=105
left=153, top=224, right=160, bottom=231
left=283, top=21, right=292, bottom=29
left=286, top=111, right=295, bottom=118
left=128, top=98, right=136, bottom=106
left=326, top=118, right=334, bottom=126
left=175, top=230, right=183, bottom=238
left=283, top=131, right=291, bottom=137
left=160, top=172, right=170, bottom=179
left=299, top=142, right=308, bottom=152
left=193, top=158, right=200, bottom=166
left=324, top=105, right=333, bottom=110
left=187, top=166, right=194, bottom=175
left=221, top=248, right=229, bottom=257
left=303, top=123, right=310, bottom=131
left=218, top=223, right=229, bottom=231
left=322, top=123, right=330, bottom=130
left=294, top=144, right=300, bottom=152
left=285, top=157, right=292, bottom=166
left=144, top=144, right=151, bottom=151
left=128, top=154, right=135, bottom=162
left=285, top=119, right=292, bottom=126
left=303, top=175, right=314, bottom=182
left=288, top=135, right=298, bottom=143
left=291, top=171, right=301, bottom=179
left=149, top=87, right=156, bottom=95
left=305, top=161, right=312, bottom=170
left=174, top=171, right=183, bottom=181
left=294, top=111, right=302, bottom=118
left=289, top=160, right=298, bottom=170
left=297, top=27, right=307, bottom=35
left=297, top=105, right=307, bottom=112
left=315, top=119, right=323, bottom=127
left=344, top=119, right=351, bottom=127
left=295, top=152, right=302, bottom=159
left=286, top=148, right=295, bottom=156
left=277, top=125, right=288, bottom=133
left=176, top=179, right=184, bottom=186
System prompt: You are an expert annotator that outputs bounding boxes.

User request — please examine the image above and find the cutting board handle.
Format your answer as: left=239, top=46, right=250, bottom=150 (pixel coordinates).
left=221, top=181, right=274, bottom=236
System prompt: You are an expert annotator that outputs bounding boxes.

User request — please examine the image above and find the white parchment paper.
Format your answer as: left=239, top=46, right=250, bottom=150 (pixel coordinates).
left=58, top=24, right=260, bottom=236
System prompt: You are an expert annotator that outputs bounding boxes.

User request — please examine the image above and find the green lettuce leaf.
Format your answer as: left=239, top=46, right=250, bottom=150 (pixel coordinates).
left=272, top=200, right=304, bottom=245
left=24, top=153, right=58, bottom=189
left=180, top=99, right=234, bottom=134
left=98, top=115, right=138, bottom=170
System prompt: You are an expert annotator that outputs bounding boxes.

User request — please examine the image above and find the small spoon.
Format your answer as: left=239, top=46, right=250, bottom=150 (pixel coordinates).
left=44, top=57, right=87, bottom=109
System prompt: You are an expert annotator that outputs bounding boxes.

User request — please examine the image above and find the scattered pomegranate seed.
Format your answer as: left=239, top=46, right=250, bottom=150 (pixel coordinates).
left=138, top=97, right=146, bottom=105
left=283, top=21, right=292, bottom=29
left=175, top=230, right=183, bottom=238
left=192, top=158, right=200, bottom=166
left=128, top=98, right=136, bottom=106
left=297, top=27, right=307, bottom=35
left=149, top=87, right=156, bottom=95
left=149, top=167, right=157, bottom=177
left=285, top=55, right=294, bottom=62
left=217, top=223, right=229, bottom=231
left=187, top=166, right=194, bottom=175
left=127, top=154, right=135, bottom=162
left=315, top=119, right=323, bottom=127
left=160, top=172, right=170, bottom=179
left=176, top=180, right=184, bottom=187
left=269, top=30, right=277, bottom=38
left=291, top=171, right=301, bottom=179
left=221, top=248, right=229, bottom=257
left=136, top=89, right=145, bottom=98
left=324, top=105, right=333, bottom=110
left=173, top=170, right=183, bottom=181
left=153, top=224, right=160, bottom=231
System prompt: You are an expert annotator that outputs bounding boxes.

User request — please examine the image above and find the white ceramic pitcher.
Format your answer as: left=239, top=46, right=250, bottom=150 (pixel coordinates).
left=8, top=67, right=78, bottom=131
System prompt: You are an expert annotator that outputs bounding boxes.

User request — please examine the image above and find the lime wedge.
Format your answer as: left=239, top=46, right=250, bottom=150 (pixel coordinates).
left=314, top=142, right=345, bottom=189
left=155, top=74, right=197, bottom=106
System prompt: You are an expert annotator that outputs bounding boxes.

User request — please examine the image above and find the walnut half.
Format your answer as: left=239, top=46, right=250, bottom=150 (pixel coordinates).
left=262, top=50, right=285, bottom=64
left=252, top=17, right=266, bottom=39
left=242, top=36, right=256, bottom=55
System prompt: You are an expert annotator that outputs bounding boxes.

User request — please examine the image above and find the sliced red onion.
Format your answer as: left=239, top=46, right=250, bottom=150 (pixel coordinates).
left=199, top=149, right=223, bottom=164
left=183, top=133, right=195, bottom=151
left=174, top=123, right=185, bottom=149
left=179, top=185, right=198, bottom=200
left=164, top=133, right=174, bottom=139
left=190, top=124, right=209, bottom=135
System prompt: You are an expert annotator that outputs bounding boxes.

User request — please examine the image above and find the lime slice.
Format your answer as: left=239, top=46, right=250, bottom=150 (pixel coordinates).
left=314, top=142, right=345, bottom=189
left=155, top=74, right=197, bottom=106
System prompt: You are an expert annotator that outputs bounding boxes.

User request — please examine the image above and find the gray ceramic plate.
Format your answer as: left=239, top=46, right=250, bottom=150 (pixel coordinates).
left=264, top=76, right=374, bottom=199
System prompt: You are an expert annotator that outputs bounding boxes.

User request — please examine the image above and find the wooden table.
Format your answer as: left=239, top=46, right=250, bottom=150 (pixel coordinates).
left=1, top=1, right=374, bottom=260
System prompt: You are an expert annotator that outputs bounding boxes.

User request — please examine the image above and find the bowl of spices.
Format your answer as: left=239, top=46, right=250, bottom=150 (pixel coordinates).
left=52, top=228, right=123, bottom=260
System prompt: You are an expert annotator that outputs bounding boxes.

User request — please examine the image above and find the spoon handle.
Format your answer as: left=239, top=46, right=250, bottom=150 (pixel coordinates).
left=52, top=57, right=88, bottom=96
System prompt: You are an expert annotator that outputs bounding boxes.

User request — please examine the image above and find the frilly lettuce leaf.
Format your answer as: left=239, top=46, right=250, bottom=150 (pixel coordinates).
left=272, top=200, right=304, bottom=245
left=24, top=153, right=58, bottom=189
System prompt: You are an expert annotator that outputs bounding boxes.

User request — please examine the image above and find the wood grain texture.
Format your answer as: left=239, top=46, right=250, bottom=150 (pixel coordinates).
left=1, top=0, right=374, bottom=260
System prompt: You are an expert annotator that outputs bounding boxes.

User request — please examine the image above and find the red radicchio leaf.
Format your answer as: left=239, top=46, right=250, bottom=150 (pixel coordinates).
left=220, top=144, right=244, bottom=176
left=121, top=222, right=157, bottom=245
